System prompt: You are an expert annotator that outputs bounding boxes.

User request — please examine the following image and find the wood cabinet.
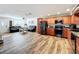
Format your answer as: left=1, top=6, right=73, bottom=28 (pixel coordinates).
left=67, top=29, right=71, bottom=40
left=63, top=28, right=71, bottom=39
left=47, top=28, right=55, bottom=36
left=37, top=16, right=72, bottom=35
left=74, top=16, right=79, bottom=24
left=46, top=18, right=55, bottom=24
left=63, top=28, right=68, bottom=38
left=71, top=15, right=75, bottom=24
left=76, top=37, right=79, bottom=53
left=62, top=16, right=71, bottom=24
left=71, top=5, right=79, bottom=24
left=71, top=15, right=79, bottom=24
left=46, top=16, right=71, bottom=24
left=75, top=16, right=79, bottom=24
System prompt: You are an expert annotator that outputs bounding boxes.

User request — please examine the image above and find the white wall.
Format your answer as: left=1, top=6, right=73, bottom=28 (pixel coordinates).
left=0, top=17, right=24, bottom=33
left=12, top=19, right=25, bottom=27
left=0, top=18, right=10, bottom=33
left=25, top=17, right=38, bottom=27
left=0, top=16, right=38, bottom=33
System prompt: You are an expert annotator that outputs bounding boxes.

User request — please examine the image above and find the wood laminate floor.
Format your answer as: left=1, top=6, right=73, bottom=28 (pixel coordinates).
left=0, top=32, right=74, bottom=54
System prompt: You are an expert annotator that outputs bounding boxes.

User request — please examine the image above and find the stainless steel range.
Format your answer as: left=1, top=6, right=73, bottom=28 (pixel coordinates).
left=55, top=20, right=64, bottom=37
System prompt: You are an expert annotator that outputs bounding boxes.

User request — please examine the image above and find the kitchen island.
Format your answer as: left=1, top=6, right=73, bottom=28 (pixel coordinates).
left=71, top=31, right=79, bottom=54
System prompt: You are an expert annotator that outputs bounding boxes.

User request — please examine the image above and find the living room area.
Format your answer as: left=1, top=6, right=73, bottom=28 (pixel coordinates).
left=1, top=4, right=79, bottom=54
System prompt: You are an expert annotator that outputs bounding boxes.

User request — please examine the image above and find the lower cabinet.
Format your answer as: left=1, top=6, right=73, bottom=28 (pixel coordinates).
left=67, top=29, right=72, bottom=40
left=76, top=37, right=79, bottom=54
left=47, top=28, right=71, bottom=38
left=63, top=28, right=71, bottom=39
left=63, top=28, right=68, bottom=38
left=47, top=28, right=55, bottom=36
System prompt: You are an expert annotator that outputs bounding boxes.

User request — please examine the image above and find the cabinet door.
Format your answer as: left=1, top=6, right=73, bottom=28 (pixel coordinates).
left=74, top=16, right=79, bottom=24
left=76, top=37, right=79, bottom=54
left=47, top=18, right=55, bottom=24
left=47, top=28, right=54, bottom=36
left=63, top=28, right=68, bottom=38
left=71, top=15, right=75, bottom=24
left=47, top=18, right=50, bottom=24
left=63, top=28, right=71, bottom=39
left=67, top=29, right=71, bottom=39
left=63, top=16, right=71, bottom=24
left=71, top=15, right=79, bottom=24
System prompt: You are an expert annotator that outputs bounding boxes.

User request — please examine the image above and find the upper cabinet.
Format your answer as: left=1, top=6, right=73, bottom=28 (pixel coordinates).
left=73, top=16, right=79, bottom=24
left=72, top=4, right=79, bottom=16
left=38, top=15, right=72, bottom=25
left=62, top=16, right=71, bottom=24
left=71, top=4, right=79, bottom=24
left=46, top=16, right=71, bottom=24
left=47, top=18, right=56, bottom=24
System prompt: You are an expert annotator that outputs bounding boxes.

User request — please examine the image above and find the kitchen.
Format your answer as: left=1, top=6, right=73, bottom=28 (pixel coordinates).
left=37, top=4, right=79, bottom=54
left=0, top=4, right=79, bottom=54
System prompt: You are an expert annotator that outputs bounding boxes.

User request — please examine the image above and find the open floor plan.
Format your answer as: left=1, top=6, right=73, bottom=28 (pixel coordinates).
left=0, top=4, right=79, bottom=54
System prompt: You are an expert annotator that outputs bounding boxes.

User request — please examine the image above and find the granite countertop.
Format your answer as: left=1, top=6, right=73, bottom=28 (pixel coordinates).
left=71, top=31, right=79, bottom=37
left=48, top=25, right=54, bottom=28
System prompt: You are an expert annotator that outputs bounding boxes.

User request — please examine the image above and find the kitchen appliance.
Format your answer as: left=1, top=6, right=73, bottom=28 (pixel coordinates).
left=70, top=24, right=77, bottom=29
left=40, top=21, right=48, bottom=35
left=55, top=20, right=63, bottom=37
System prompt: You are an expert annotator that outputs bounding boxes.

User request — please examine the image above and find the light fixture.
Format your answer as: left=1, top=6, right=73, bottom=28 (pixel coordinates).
left=66, top=9, right=70, bottom=12
left=57, top=12, right=60, bottom=15
left=48, top=14, right=50, bottom=16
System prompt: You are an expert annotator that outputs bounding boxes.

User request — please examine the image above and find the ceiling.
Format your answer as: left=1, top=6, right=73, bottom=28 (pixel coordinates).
left=0, top=4, right=76, bottom=19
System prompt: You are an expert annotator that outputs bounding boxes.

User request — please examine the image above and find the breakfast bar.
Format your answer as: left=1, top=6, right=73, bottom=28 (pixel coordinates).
left=71, top=31, right=79, bottom=53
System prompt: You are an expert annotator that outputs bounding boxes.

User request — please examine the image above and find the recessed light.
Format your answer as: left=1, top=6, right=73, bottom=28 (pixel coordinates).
left=57, top=12, right=60, bottom=15
left=66, top=9, right=70, bottom=11
left=48, top=14, right=50, bottom=16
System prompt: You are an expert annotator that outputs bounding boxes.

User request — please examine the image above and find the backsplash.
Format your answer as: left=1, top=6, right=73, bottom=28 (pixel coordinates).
left=48, top=24, right=70, bottom=28
left=76, top=25, right=79, bottom=28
